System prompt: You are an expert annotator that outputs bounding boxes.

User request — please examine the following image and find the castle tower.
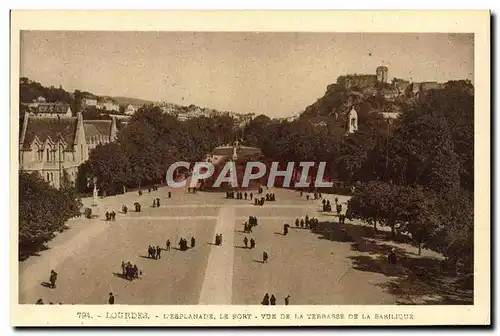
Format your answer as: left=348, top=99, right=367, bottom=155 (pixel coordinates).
left=347, top=108, right=358, bottom=134
left=376, top=66, right=388, bottom=83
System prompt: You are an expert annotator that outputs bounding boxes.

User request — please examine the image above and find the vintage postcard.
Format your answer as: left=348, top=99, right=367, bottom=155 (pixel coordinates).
left=10, top=10, right=490, bottom=326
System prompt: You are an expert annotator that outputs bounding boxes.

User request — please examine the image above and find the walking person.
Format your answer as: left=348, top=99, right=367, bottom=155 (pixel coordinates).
left=243, top=236, right=249, bottom=248
left=108, top=292, right=115, bottom=305
left=166, top=239, right=171, bottom=251
left=156, top=245, right=161, bottom=259
left=270, top=294, right=276, bottom=305
left=262, top=293, right=270, bottom=305
left=263, top=251, right=269, bottom=263
left=121, top=261, right=126, bottom=276
left=285, top=295, right=291, bottom=305
left=49, top=270, right=58, bottom=289
left=191, top=236, right=196, bottom=248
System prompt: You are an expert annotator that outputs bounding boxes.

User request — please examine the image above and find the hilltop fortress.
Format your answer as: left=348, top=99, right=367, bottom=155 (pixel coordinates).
left=335, top=66, right=444, bottom=98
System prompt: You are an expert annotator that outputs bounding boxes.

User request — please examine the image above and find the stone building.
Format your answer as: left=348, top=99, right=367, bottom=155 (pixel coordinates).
left=19, top=112, right=118, bottom=189
left=22, top=102, right=73, bottom=118
left=337, top=66, right=390, bottom=89
left=337, top=74, right=378, bottom=89
left=347, top=107, right=358, bottom=134
left=83, top=119, right=118, bottom=150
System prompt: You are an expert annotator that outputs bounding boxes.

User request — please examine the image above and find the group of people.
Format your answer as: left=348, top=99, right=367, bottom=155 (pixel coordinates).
left=254, top=197, right=266, bottom=206
left=300, top=190, right=322, bottom=201
left=187, top=187, right=198, bottom=194
left=214, top=234, right=223, bottom=246
left=261, top=293, right=289, bottom=305
left=36, top=299, right=62, bottom=305
left=121, top=261, right=140, bottom=280
left=179, top=237, right=196, bottom=251
left=226, top=191, right=254, bottom=200
left=322, top=198, right=333, bottom=212
left=147, top=245, right=162, bottom=259
left=242, top=236, right=256, bottom=249
left=152, top=198, right=161, bottom=208
left=265, top=193, right=276, bottom=202
left=105, top=211, right=116, bottom=221
left=294, top=215, right=319, bottom=230
left=134, top=202, right=142, bottom=212
left=243, top=216, right=258, bottom=233
left=261, top=293, right=276, bottom=305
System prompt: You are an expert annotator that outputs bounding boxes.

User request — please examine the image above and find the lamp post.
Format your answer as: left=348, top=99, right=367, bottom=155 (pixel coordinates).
left=385, top=118, right=393, bottom=182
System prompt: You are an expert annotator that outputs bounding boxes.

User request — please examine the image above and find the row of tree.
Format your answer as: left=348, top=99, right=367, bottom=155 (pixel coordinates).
left=78, top=106, right=238, bottom=194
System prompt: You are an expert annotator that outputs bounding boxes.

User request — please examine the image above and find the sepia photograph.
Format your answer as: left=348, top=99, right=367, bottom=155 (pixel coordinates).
left=10, top=10, right=490, bottom=326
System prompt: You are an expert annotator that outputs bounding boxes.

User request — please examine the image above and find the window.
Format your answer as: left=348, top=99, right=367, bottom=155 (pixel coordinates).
left=46, top=172, right=50, bottom=181
left=351, top=118, right=356, bottom=127
left=81, top=144, right=84, bottom=160
left=72, top=152, right=75, bottom=161
left=50, top=173, right=53, bottom=182
left=46, top=148, right=50, bottom=162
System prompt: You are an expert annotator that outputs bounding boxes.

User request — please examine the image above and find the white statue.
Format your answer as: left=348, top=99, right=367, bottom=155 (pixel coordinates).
left=92, top=183, right=99, bottom=207
left=232, top=146, right=238, bottom=161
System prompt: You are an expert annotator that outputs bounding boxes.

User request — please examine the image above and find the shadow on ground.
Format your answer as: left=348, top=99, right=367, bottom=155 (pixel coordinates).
left=309, top=220, right=473, bottom=305
left=40, top=281, right=53, bottom=288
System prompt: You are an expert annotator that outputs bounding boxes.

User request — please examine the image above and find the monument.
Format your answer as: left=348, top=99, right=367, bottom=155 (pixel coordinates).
left=91, top=177, right=99, bottom=207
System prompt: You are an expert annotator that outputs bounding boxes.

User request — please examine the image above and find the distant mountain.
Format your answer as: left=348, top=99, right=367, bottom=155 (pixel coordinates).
left=107, top=96, right=154, bottom=107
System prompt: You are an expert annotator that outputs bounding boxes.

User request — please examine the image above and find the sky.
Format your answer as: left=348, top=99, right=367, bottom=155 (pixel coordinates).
left=20, top=31, right=474, bottom=118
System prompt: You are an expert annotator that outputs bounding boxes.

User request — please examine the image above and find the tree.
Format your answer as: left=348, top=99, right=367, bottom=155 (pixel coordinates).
left=85, top=143, right=130, bottom=195
left=394, top=186, right=441, bottom=255
left=347, top=181, right=395, bottom=230
left=429, top=189, right=474, bottom=274
left=388, top=105, right=460, bottom=193
left=19, top=171, right=81, bottom=260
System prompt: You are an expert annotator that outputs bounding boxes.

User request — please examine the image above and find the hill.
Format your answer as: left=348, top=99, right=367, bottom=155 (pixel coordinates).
left=19, top=77, right=154, bottom=109
left=299, top=82, right=402, bottom=122
left=106, top=96, right=154, bottom=107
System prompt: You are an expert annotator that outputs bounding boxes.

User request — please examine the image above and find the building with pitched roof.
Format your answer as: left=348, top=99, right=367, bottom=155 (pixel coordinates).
left=19, top=112, right=118, bottom=188
left=83, top=120, right=118, bottom=150
left=22, top=102, right=73, bottom=118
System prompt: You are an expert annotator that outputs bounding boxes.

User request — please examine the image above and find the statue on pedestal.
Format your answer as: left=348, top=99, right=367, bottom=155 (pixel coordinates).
left=91, top=177, right=99, bottom=207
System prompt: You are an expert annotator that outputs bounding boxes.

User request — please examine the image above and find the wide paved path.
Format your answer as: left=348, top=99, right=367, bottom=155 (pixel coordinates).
left=198, top=207, right=236, bottom=304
